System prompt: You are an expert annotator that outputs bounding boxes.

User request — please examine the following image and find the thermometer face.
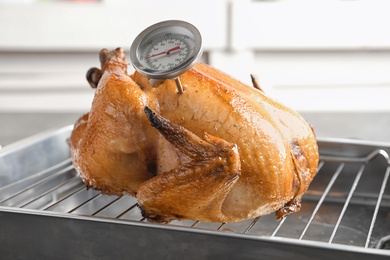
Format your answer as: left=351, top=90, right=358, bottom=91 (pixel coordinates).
left=140, top=32, right=193, bottom=72
left=130, top=20, right=203, bottom=79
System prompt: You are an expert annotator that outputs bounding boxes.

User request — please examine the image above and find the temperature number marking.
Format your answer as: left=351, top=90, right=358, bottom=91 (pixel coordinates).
left=142, top=35, right=192, bottom=71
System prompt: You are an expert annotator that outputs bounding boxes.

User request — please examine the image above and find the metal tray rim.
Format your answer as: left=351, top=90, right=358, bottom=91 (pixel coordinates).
left=3, top=125, right=390, bottom=155
left=1, top=205, right=389, bottom=258
left=0, top=125, right=74, bottom=156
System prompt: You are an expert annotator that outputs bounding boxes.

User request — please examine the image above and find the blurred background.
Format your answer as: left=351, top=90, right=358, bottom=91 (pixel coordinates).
left=1, top=0, right=390, bottom=145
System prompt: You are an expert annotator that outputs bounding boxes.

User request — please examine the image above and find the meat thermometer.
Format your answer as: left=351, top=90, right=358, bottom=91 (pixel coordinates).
left=130, top=20, right=203, bottom=94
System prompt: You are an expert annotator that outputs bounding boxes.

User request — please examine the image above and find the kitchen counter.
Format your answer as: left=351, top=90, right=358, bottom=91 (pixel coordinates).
left=0, top=113, right=80, bottom=148
left=1, top=112, right=390, bottom=148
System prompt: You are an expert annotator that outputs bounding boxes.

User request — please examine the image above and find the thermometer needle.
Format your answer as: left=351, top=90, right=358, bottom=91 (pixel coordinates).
left=145, top=46, right=181, bottom=59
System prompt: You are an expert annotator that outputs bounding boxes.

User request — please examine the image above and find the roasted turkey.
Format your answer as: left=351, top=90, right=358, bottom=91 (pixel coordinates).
left=69, top=47, right=319, bottom=223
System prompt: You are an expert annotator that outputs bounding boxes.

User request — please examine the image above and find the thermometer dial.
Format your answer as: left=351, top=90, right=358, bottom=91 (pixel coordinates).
left=130, top=20, right=203, bottom=81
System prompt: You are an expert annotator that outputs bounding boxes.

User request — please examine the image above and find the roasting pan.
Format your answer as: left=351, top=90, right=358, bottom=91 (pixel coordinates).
left=1, top=125, right=390, bottom=259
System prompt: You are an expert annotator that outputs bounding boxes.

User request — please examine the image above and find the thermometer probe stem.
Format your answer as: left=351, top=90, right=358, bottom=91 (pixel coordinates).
left=175, top=77, right=184, bottom=94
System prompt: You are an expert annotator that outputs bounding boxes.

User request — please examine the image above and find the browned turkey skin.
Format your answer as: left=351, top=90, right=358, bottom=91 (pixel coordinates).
left=69, top=47, right=319, bottom=223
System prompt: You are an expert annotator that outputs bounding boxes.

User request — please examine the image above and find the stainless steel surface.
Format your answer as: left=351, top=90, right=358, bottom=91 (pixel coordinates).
left=0, top=113, right=81, bottom=147
left=1, top=126, right=390, bottom=259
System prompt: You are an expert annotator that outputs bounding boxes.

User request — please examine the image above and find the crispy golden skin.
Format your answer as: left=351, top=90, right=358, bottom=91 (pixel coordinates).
left=69, top=48, right=319, bottom=222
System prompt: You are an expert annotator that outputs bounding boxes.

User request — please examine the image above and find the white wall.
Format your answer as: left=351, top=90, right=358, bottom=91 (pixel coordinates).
left=1, top=0, right=390, bottom=113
